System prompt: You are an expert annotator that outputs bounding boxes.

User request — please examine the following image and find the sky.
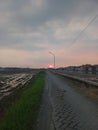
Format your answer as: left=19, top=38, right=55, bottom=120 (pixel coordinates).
left=0, top=0, right=98, bottom=68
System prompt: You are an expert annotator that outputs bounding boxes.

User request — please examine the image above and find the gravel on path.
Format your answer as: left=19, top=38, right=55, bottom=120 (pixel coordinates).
left=38, top=70, right=98, bottom=130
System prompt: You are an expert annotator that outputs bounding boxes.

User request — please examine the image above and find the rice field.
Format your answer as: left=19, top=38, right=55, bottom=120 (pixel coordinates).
left=0, top=71, right=37, bottom=100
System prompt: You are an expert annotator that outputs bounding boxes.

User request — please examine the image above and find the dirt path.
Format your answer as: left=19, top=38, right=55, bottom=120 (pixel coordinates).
left=38, top=70, right=98, bottom=130
left=37, top=74, right=55, bottom=130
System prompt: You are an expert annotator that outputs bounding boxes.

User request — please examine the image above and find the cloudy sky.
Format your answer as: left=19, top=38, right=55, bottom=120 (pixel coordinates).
left=0, top=0, right=98, bottom=68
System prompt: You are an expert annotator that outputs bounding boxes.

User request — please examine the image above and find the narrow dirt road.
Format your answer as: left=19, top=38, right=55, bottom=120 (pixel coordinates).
left=38, top=70, right=98, bottom=130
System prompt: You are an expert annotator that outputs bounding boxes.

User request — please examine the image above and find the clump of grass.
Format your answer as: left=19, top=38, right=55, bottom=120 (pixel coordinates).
left=0, top=71, right=45, bottom=130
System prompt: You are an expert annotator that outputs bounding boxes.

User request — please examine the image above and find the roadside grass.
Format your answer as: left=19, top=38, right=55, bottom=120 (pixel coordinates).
left=0, top=71, right=45, bottom=130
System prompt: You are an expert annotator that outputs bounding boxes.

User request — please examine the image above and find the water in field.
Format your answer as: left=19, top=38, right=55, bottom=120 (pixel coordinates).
left=0, top=72, right=34, bottom=100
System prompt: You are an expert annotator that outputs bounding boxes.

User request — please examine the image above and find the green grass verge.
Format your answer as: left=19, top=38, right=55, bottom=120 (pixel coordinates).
left=0, top=71, right=45, bottom=130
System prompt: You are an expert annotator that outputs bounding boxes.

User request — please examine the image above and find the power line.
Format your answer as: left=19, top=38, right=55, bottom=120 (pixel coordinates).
left=71, top=13, right=98, bottom=45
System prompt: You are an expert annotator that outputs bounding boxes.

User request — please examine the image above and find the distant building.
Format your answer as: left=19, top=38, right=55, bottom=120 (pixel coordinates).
left=81, top=64, right=97, bottom=74
left=94, top=65, right=98, bottom=74
left=80, top=64, right=92, bottom=74
left=56, top=64, right=98, bottom=74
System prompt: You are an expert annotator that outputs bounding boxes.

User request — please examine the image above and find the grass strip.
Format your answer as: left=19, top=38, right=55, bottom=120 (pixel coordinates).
left=0, top=71, right=45, bottom=130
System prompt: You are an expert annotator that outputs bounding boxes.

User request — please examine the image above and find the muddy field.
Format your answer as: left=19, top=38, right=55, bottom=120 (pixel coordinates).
left=0, top=71, right=37, bottom=101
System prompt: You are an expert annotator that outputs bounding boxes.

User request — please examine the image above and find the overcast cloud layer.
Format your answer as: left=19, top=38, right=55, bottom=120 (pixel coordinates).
left=0, top=0, right=98, bottom=68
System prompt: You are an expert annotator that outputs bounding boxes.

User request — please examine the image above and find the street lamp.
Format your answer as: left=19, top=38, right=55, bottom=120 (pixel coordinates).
left=49, top=51, right=55, bottom=69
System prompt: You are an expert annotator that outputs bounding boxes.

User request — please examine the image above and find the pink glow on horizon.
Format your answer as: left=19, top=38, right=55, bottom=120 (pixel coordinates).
left=48, top=64, right=54, bottom=68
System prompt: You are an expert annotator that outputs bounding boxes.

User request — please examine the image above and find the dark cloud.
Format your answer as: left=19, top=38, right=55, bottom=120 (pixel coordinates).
left=9, top=0, right=98, bottom=29
left=0, top=0, right=98, bottom=67
left=7, top=0, right=76, bottom=30
left=0, top=0, right=98, bottom=33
